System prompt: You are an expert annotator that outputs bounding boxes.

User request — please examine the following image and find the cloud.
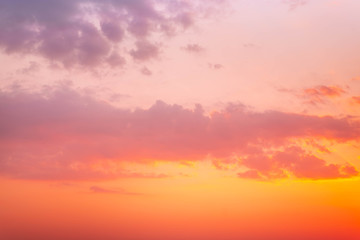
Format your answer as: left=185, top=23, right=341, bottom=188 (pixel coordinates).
left=278, top=85, right=347, bottom=106
left=283, top=0, right=308, bottom=10
left=0, top=0, right=225, bottom=68
left=140, top=66, right=152, bottom=76
left=17, top=61, right=40, bottom=74
left=351, top=96, right=360, bottom=105
left=101, top=21, right=124, bottom=43
left=90, top=186, right=141, bottom=195
left=0, top=87, right=359, bottom=180
left=301, top=85, right=346, bottom=105
left=237, top=170, right=263, bottom=180
left=107, top=53, right=126, bottom=67
left=208, top=63, right=223, bottom=70
left=238, top=146, right=358, bottom=181
left=130, top=40, right=159, bottom=61
left=182, top=44, right=205, bottom=53
left=243, top=43, right=258, bottom=49
left=303, top=85, right=346, bottom=97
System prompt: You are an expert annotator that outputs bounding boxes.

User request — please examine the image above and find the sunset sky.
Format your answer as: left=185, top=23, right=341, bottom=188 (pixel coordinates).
left=1, top=0, right=360, bottom=239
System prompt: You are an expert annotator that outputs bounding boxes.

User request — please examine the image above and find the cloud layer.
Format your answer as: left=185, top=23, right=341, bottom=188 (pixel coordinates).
left=0, top=87, right=359, bottom=180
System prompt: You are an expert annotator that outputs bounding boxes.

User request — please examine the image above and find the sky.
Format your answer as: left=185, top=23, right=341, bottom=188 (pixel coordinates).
left=0, top=0, right=360, bottom=239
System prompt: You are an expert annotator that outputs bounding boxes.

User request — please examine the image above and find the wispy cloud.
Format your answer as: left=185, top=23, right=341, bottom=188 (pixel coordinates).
left=90, top=186, right=142, bottom=195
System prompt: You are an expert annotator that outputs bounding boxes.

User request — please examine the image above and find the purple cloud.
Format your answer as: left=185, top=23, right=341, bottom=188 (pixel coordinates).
left=130, top=40, right=159, bottom=61
left=0, top=0, right=226, bottom=68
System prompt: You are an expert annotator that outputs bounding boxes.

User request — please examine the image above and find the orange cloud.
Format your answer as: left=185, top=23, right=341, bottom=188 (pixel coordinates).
left=239, top=146, right=358, bottom=181
left=300, top=85, right=346, bottom=105
left=351, top=96, right=360, bottom=105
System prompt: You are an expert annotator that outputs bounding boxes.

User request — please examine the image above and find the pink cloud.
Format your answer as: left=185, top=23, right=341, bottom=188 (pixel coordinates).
left=0, top=87, right=358, bottom=180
